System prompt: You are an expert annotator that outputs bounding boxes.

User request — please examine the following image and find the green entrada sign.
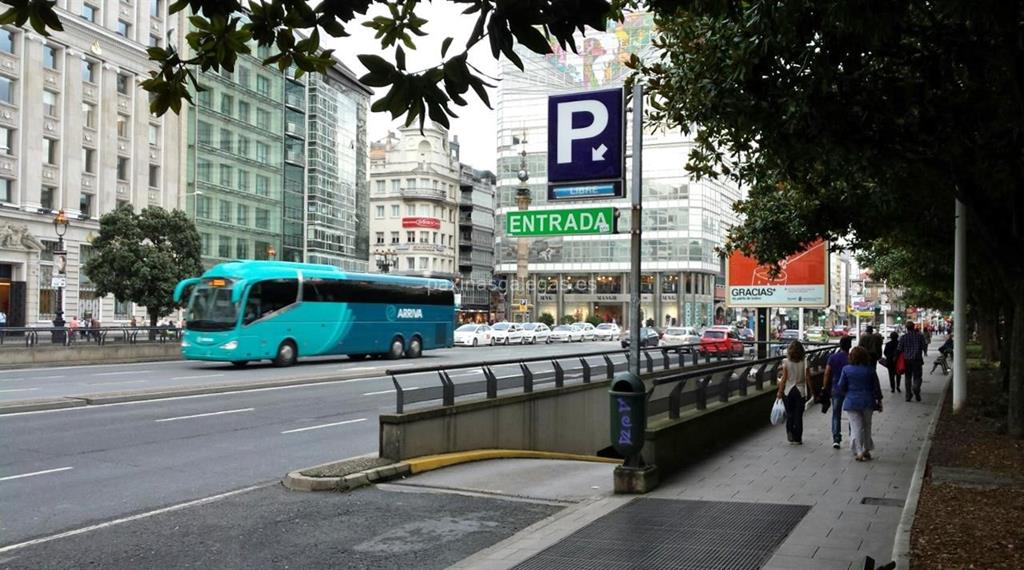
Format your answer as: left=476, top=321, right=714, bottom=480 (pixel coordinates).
left=506, top=207, right=617, bottom=237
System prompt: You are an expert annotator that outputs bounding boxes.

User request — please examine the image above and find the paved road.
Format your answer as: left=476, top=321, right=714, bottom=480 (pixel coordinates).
left=0, top=340, right=626, bottom=404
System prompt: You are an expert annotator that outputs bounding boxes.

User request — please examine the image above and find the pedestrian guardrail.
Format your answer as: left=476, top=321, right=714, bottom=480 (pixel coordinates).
left=0, top=326, right=182, bottom=348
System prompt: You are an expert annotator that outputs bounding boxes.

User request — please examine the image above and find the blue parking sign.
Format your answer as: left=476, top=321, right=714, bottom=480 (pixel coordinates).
left=547, top=88, right=624, bottom=191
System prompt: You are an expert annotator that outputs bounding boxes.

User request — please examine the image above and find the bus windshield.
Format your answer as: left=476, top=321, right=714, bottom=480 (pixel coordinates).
left=185, top=281, right=238, bottom=331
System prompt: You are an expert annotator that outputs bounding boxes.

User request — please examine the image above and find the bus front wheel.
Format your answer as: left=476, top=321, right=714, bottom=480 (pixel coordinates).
left=273, top=341, right=297, bottom=367
left=386, top=337, right=404, bottom=360
left=406, top=336, right=422, bottom=358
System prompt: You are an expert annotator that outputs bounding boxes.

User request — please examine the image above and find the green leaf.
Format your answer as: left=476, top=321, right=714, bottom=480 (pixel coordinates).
left=441, top=37, right=453, bottom=58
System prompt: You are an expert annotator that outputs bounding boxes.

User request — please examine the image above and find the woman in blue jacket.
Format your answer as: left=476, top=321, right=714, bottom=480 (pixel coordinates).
left=836, top=346, right=884, bottom=461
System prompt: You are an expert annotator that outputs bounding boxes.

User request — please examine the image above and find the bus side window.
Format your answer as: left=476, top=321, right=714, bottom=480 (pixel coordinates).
left=243, top=283, right=262, bottom=325
left=302, top=280, right=323, bottom=302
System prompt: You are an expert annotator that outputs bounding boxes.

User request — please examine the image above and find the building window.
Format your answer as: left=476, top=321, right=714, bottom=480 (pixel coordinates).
left=236, top=239, right=249, bottom=259
left=219, top=128, right=232, bottom=152
left=390, top=205, right=399, bottom=217
left=255, top=175, right=268, bottom=196
left=116, top=73, right=131, bottom=95
left=43, top=138, right=57, bottom=165
left=0, top=29, right=14, bottom=54
left=81, top=3, right=98, bottom=22
left=43, top=90, right=58, bottom=117
left=238, top=170, right=249, bottom=191
left=150, top=0, right=161, bottom=18
left=406, top=231, right=415, bottom=243
left=0, top=76, right=12, bottom=104
left=218, top=236, right=231, bottom=258
left=82, top=147, right=95, bottom=173
left=80, top=193, right=94, bottom=216
left=256, top=75, right=270, bottom=96
left=149, top=34, right=161, bottom=48
left=375, top=232, right=384, bottom=244
left=82, top=60, right=96, bottom=83
left=200, top=233, right=211, bottom=256
left=238, top=101, right=250, bottom=122
left=40, top=186, right=54, bottom=210
left=197, top=159, right=210, bottom=181
left=406, top=257, right=415, bottom=270
left=43, top=45, right=58, bottom=70
left=219, top=164, right=232, bottom=187
left=237, top=136, right=249, bottom=157
left=0, top=178, right=11, bottom=202
left=255, top=142, right=269, bottom=162
left=375, top=180, right=385, bottom=194
left=390, top=231, right=399, bottom=244
left=117, top=19, right=131, bottom=38
left=255, top=208, right=269, bottom=229
left=219, top=199, right=231, bottom=223
left=375, top=205, right=384, bottom=219
left=237, top=66, right=249, bottom=89
left=114, top=298, right=131, bottom=320
left=116, top=157, right=129, bottom=181
left=197, top=87, right=211, bottom=107
left=197, top=120, right=211, bottom=145
left=148, top=164, right=159, bottom=188
left=419, top=257, right=428, bottom=270
left=236, top=204, right=248, bottom=225
left=116, top=199, right=128, bottom=210
left=256, top=108, right=270, bottom=131
left=197, top=195, right=211, bottom=218
left=116, top=114, right=129, bottom=138
left=0, top=126, right=12, bottom=155
left=406, top=204, right=415, bottom=216
left=419, top=231, right=429, bottom=244
left=82, top=102, right=96, bottom=127
left=220, top=94, right=233, bottom=115
left=148, top=124, right=160, bottom=146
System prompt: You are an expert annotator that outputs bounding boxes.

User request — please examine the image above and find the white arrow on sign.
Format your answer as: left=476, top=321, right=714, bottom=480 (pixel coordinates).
left=556, top=100, right=609, bottom=164
left=592, top=144, right=607, bottom=161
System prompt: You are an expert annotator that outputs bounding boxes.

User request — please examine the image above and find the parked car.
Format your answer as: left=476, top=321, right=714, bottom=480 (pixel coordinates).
left=453, top=324, right=493, bottom=347
left=620, top=327, right=660, bottom=349
left=830, top=325, right=849, bottom=337
left=699, top=327, right=744, bottom=356
left=490, top=322, right=524, bottom=345
left=659, top=326, right=700, bottom=351
left=550, top=324, right=584, bottom=343
left=520, top=322, right=552, bottom=344
left=573, top=322, right=597, bottom=341
left=804, top=326, right=828, bottom=343
left=774, top=328, right=802, bottom=355
left=594, top=323, right=621, bottom=341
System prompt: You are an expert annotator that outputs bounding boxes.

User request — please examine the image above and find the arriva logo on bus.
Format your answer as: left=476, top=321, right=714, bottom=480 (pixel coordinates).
left=386, top=305, right=424, bottom=321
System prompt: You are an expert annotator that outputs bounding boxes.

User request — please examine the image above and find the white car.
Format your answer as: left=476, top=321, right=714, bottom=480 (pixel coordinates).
left=594, top=322, right=621, bottom=341
left=550, top=324, right=584, bottom=342
left=490, top=322, right=524, bottom=345
left=659, top=326, right=700, bottom=350
left=572, top=322, right=597, bottom=341
left=453, top=324, right=493, bottom=347
left=520, top=323, right=552, bottom=344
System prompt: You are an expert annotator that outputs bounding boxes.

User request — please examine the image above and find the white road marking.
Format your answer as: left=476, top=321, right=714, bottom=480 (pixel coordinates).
left=0, top=466, right=73, bottom=482
left=0, top=484, right=267, bottom=554
left=280, top=417, right=367, bottom=434
left=86, top=380, right=149, bottom=387
left=0, top=375, right=68, bottom=383
left=0, top=378, right=25, bottom=383
left=169, top=374, right=226, bottom=381
left=0, top=388, right=39, bottom=393
left=92, top=370, right=151, bottom=377
left=35, top=375, right=66, bottom=379
left=363, top=387, right=420, bottom=396
left=154, top=408, right=254, bottom=423
left=344, top=366, right=379, bottom=371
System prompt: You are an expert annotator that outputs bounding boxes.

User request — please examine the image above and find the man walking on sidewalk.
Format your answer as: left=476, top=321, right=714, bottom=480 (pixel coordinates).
left=858, top=325, right=884, bottom=366
left=896, top=322, right=928, bottom=402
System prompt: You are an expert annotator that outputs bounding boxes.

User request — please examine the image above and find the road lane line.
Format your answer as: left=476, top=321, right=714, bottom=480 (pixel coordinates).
left=362, top=387, right=420, bottom=396
left=345, top=366, right=379, bottom=371
left=0, top=483, right=268, bottom=554
left=0, top=388, right=39, bottom=393
left=92, top=370, right=152, bottom=377
left=86, top=380, right=149, bottom=387
left=0, top=466, right=73, bottom=482
left=280, top=417, right=367, bottom=434
left=154, top=408, right=254, bottom=422
left=169, top=374, right=226, bottom=381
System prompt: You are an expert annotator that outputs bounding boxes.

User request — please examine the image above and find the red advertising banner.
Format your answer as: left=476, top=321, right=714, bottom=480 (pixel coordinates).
left=726, top=240, right=829, bottom=308
left=402, top=217, right=441, bottom=229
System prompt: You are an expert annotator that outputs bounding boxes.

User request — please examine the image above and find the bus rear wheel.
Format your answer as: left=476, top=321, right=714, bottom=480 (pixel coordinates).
left=406, top=336, right=422, bottom=358
left=386, top=337, right=404, bottom=360
left=273, top=341, right=297, bottom=367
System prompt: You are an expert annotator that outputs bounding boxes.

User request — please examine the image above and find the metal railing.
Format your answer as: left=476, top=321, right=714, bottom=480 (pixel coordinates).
left=385, top=341, right=837, bottom=414
left=0, top=326, right=183, bottom=348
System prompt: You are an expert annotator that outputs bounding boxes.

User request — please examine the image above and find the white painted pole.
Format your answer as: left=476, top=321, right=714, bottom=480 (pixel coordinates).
left=953, top=199, right=967, bottom=412
left=798, top=308, right=804, bottom=341
left=628, top=84, right=643, bottom=376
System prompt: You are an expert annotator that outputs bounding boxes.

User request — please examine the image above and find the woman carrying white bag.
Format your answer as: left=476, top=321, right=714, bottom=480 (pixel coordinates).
left=770, top=398, right=786, bottom=426
left=774, top=341, right=810, bottom=444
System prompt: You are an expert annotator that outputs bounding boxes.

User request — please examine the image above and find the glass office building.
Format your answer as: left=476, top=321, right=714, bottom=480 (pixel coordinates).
left=493, top=12, right=743, bottom=328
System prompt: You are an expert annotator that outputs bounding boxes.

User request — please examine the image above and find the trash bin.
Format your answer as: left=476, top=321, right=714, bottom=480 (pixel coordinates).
left=609, top=371, right=646, bottom=458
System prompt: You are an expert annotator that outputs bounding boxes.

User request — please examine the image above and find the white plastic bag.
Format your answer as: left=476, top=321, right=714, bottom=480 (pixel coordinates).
left=770, top=398, right=786, bottom=426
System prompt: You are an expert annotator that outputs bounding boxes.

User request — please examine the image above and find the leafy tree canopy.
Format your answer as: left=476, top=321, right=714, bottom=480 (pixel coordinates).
left=83, top=205, right=202, bottom=325
left=1, top=0, right=624, bottom=128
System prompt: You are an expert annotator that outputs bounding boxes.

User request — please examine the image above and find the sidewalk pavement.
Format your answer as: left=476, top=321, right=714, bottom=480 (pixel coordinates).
left=453, top=341, right=950, bottom=570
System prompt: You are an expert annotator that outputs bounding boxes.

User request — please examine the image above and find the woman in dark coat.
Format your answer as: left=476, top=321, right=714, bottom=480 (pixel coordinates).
left=882, top=331, right=900, bottom=393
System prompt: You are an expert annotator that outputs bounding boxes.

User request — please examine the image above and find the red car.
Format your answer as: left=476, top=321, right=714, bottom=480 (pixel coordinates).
left=699, top=327, right=744, bottom=356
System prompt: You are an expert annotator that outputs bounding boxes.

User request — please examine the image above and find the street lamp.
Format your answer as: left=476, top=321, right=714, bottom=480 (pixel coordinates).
left=514, top=134, right=531, bottom=323
left=52, top=209, right=69, bottom=343
left=375, top=248, right=398, bottom=273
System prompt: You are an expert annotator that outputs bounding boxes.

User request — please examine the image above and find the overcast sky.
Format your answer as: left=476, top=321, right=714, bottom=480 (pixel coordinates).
left=322, top=3, right=500, bottom=171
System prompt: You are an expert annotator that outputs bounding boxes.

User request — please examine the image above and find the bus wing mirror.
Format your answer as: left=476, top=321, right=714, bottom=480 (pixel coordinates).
left=230, top=280, right=248, bottom=304
left=173, top=278, right=201, bottom=303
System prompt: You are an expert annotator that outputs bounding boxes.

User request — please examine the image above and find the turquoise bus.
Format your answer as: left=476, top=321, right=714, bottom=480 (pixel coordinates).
left=173, top=261, right=455, bottom=367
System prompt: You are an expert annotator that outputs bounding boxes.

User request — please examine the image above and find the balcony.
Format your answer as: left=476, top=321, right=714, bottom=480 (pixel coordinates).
left=458, top=213, right=473, bottom=225
left=399, top=187, right=451, bottom=202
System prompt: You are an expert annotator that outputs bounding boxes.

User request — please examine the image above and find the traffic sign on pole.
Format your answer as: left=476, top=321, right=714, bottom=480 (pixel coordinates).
left=506, top=207, right=617, bottom=237
left=547, top=88, right=625, bottom=200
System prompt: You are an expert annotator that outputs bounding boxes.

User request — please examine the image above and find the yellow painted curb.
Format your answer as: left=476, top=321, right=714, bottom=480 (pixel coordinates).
left=404, top=449, right=621, bottom=474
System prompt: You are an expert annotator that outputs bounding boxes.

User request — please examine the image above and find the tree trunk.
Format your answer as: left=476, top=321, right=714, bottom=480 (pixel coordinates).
left=149, top=310, right=159, bottom=341
left=1009, top=282, right=1024, bottom=439
left=1002, top=305, right=1013, bottom=393
left=977, top=305, right=1001, bottom=361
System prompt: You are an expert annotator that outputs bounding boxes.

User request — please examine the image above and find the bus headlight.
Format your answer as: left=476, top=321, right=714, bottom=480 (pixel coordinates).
left=181, top=339, right=191, bottom=348
left=221, top=340, right=238, bottom=350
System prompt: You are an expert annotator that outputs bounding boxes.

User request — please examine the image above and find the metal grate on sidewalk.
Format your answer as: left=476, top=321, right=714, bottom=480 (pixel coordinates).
left=514, top=498, right=810, bottom=570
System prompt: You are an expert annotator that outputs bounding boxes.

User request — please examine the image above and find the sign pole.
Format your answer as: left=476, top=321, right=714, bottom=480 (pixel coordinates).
left=629, top=84, right=643, bottom=375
